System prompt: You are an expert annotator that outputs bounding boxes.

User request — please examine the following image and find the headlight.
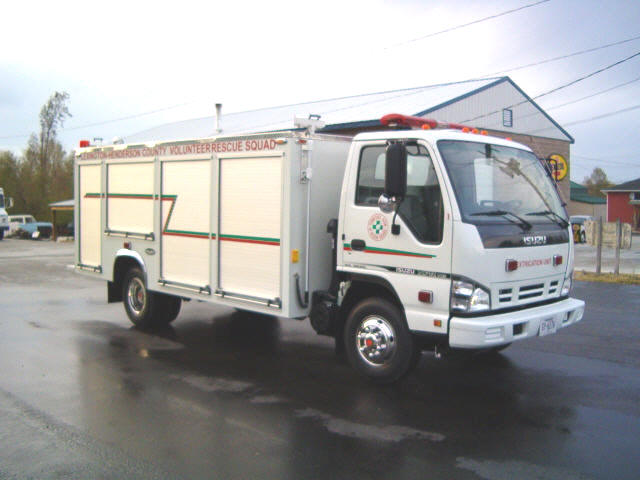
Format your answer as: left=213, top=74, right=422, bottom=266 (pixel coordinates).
left=561, top=272, right=573, bottom=296
left=451, top=279, right=491, bottom=313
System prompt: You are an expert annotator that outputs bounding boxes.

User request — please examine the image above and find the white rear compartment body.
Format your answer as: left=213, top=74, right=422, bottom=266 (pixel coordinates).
left=75, top=132, right=351, bottom=319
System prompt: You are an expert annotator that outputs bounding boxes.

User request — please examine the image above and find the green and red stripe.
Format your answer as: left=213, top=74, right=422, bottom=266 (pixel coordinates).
left=83, top=192, right=280, bottom=245
left=163, top=229, right=211, bottom=239
left=343, top=243, right=435, bottom=259
left=219, top=234, right=280, bottom=246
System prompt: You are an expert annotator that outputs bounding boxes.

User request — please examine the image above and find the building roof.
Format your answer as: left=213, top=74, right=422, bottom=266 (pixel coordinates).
left=124, top=76, right=574, bottom=144
left=602, top=177, right=640, bottom=193
left=570, top=181, right=606, bottom=204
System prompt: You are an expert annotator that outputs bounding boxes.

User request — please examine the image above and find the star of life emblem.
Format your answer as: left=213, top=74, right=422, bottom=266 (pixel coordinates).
left=368, top=213, right=388, bottom=241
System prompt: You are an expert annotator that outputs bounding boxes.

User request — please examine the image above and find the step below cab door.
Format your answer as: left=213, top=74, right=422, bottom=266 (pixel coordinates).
left=340, top=140, right=453, bottom=335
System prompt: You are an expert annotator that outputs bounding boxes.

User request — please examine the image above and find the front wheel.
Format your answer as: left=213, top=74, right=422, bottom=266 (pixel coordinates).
left=122, top=268, right=181, bottom=328
left=0, top=229, right=4, bottom=240
left=344, top=298, right=418, bottom=384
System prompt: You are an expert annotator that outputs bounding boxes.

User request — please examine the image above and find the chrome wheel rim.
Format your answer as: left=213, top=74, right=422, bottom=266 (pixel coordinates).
left=127, top=277, right=146, bottom=315
left=356, top=316, right=397, bottom=367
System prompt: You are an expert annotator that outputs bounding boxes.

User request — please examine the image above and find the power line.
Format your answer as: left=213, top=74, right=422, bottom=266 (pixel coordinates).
left=546, top=75, right=640, bottom=111
left=64, top=36, right=640, bottom=138
left=480, top=74, right=640, bottom=129
left=73, top=38, right=640, bottom=138
left=535, top=52, right=640, bottom=101
left=563, top=104, right=640, bottom=127
left=3, top=37, right=639, bottom=143
left=574, top=152, right=640, bottom=160
left=2, top=78, right=501, bottom=141
left=385, top=0, right=551, bottom=50
left=572, top=155, right=640, bottom=167
left=482, top=33, right=640, bottom=77
left=64, top=101, right=196, bottom=131
left=527, top=103, right=640, bottom=135
left=462, top=50, right=640, bottom=123
left=0, top=100, right=199, bottom=140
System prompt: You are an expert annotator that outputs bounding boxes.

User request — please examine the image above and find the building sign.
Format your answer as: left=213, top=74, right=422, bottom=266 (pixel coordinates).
left=547, top=154, right=568, bottom=181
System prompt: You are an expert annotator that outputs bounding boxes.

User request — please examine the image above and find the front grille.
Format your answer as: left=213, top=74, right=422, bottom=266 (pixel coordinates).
left=518, top=283, right=544, bottom=300
left=499, top=288, right=513, bottom=302
left=496, top=277, right=563, bottom=307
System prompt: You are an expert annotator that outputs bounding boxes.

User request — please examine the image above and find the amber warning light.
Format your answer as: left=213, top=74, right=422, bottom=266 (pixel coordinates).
left=380, top=113, right=485, bottom=134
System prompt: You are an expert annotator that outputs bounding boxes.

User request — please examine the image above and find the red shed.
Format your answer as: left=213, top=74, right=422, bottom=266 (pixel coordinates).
left=603, top=178, right=640, bottom=232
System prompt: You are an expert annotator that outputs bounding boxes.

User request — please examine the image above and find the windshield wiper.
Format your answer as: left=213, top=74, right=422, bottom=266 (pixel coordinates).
left=470, top=210, right=532, bottom=231
left=526, top=210, right=569, bottom=228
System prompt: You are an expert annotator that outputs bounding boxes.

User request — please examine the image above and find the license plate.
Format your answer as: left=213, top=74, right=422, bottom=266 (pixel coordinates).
left=539, top=318, right=557, bottom=337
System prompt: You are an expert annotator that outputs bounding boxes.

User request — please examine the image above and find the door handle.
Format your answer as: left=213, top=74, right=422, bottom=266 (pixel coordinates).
left=351, top=239, right=366, bottom=251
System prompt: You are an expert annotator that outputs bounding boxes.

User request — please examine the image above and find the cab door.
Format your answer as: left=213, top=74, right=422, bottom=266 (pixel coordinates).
left=340, top=141, right=453, bottom=334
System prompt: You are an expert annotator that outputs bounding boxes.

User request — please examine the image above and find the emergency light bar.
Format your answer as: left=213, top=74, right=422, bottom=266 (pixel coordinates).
left=380, top=113, right=488, bottom=135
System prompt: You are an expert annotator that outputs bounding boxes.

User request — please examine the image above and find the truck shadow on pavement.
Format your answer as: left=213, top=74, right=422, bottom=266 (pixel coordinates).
left=78, top=309, right=579, bottom=444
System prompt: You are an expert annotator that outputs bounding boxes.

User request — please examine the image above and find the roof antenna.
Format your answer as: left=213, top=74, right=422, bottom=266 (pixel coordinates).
left=215, top=103, right=223, bottom=134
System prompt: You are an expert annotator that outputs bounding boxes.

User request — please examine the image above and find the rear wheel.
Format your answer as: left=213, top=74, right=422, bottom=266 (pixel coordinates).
left=344, top=298, right=417, bottom=383
left=122, top=268, right=181, bottom=328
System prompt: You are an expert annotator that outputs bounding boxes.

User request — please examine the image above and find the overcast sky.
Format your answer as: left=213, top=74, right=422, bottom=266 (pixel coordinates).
left=1, top=0, right=639, bottom=183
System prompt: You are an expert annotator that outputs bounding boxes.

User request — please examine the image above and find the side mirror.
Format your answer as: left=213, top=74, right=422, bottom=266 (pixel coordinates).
left=385, top=143, right=407, bottom=199
left=6, top=197, right=13, bottom=209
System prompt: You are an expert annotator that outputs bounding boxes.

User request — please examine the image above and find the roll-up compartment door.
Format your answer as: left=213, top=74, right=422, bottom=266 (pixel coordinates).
left=218, top=154, right=282, bottom=302
left=160, top=160, right=212, bottom=288
left=106, top=162, right=154, bottom=236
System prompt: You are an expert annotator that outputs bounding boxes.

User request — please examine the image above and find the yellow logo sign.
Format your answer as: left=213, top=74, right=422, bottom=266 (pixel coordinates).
left=548, top=154, right=568, bottom=181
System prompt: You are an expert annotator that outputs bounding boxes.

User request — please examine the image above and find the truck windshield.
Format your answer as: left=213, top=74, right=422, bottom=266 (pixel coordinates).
left=438, top=140, right=567, bottom=227
left=0, top=194, right=4, bottom=209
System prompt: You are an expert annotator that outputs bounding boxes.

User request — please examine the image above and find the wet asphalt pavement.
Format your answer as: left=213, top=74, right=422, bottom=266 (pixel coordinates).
left=1, top=239, right=639, bottom=479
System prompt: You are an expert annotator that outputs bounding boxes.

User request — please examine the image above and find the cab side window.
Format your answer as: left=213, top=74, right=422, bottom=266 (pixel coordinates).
left=355, top=146, right=386, bottom=206
left=356, top=144, right=443, bottom=244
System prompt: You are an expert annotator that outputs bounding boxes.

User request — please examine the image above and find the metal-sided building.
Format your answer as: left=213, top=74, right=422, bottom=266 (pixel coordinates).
left=125, top=76, right=575, bottom=204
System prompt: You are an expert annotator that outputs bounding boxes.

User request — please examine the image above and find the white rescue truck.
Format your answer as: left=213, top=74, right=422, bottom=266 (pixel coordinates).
left=74, top=114, right=585, bottom=382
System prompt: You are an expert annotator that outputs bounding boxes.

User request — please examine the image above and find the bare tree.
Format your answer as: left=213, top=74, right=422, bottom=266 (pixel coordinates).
left=583, top=167, right=614, bottom=198
left=39, top=91, right=71, bottom=166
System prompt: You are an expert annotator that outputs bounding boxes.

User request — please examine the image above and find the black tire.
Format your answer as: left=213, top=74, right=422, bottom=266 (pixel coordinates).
left=0, top=229, right=4, bottom=240
left=122, top=268, right=181, bottom=328
left=343, top=297, right=417, bottom=384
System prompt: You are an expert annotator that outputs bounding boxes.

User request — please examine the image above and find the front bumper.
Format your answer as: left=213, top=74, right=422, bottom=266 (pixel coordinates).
left=449, top=297, right=585, bottom=349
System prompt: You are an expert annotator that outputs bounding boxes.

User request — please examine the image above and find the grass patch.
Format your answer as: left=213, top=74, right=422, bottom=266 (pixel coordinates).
left=575, top=270, right=640, bottom=285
